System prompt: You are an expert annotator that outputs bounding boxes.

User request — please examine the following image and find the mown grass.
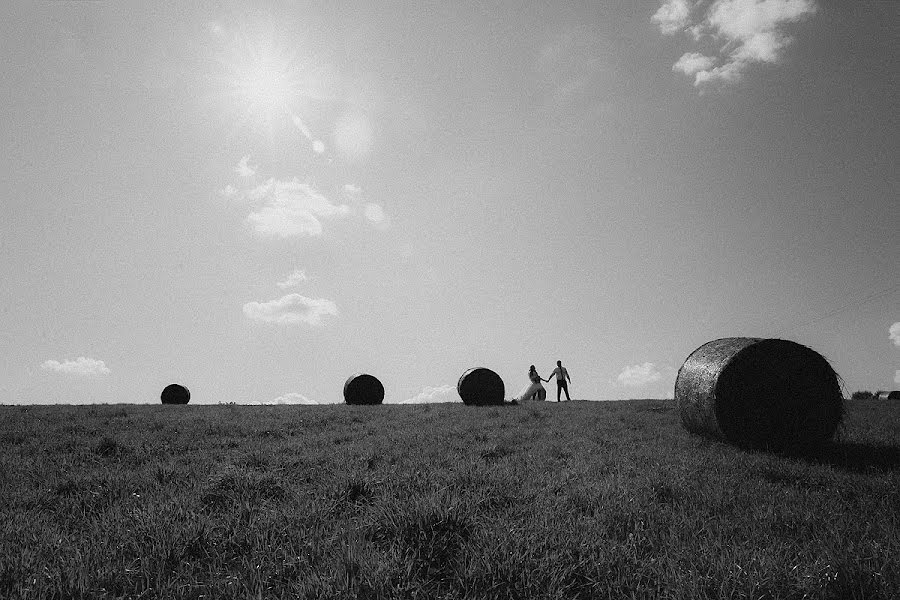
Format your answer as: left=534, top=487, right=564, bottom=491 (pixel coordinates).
left=0, top=399, right=898, bottom=599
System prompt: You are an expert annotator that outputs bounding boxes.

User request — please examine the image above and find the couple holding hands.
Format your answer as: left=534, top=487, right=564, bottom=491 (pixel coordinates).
left=514, top=360, right=572, bottom=403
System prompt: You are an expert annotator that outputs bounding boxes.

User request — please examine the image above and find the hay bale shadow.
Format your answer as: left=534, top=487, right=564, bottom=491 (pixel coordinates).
left=794, top=441, right=900, bottom=473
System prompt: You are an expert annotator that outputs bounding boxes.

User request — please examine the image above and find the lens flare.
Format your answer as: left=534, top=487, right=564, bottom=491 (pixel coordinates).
left=230, top=47, right=298, bottom=122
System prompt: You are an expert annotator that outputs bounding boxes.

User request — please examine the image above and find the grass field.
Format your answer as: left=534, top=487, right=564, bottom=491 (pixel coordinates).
left=1, top=399, right=898, bottom=599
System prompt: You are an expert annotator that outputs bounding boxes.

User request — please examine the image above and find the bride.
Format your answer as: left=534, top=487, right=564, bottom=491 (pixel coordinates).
left=514, top=365, right=548, bottom=402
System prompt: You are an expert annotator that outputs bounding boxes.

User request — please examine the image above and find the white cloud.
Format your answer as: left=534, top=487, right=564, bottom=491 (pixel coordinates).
left=652, top=0, right=692, bottom=35
left=890, top=322, right=900, bottom=347
left=218, top=184, right=239, bottom=199
left=243, top=293, right=338, bottom=326
left=363, top=203, right=389, bottom=227
left=654, top=0, right=817, bottom=88
left=617, top=362, right=664, bottom=387
left=246, top=178, right=351, bottom=238
left=267, top=392, right=317, bottom=405
left=41, top=357, right=110, bottom=376
left=673, top=52, right=716, bottom=76
left=207, top=21, right=225, bottom=38
left=895, top=370, right=900, bottom=385
left=343, top=183, right=362, bottom=197
left=235, top=154, right=257, bottom=177
left=276, top=269, right=308, bottom=289
left=313, top=140, right=325, bottom=154
left=396, top=385, right=459, bottom=404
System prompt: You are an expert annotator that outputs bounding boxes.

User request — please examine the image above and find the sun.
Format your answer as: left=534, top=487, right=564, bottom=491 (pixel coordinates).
left=213, top=24, right=331, bottom=150
left=233, top=56, right=297, bottom=119
left=230, top=48, right=298, bottom=121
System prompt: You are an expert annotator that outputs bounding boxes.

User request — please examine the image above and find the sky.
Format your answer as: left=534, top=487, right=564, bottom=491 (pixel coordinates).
left=1, top=0, right=897, bottom=405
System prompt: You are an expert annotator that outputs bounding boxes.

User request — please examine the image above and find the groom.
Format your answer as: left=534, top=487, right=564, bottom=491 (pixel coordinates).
left=549, top=360, right=571, bottom=402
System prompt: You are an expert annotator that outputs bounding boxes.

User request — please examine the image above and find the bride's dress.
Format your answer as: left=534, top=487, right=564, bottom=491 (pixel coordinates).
left=515, top=379, right=546, bottom=402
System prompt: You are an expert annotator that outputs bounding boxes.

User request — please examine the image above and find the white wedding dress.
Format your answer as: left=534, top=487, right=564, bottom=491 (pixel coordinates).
left=514, top=378, right=547, bottom=402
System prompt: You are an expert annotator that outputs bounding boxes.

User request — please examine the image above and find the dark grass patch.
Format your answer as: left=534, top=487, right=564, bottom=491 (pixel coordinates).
left=751, top=465, right=828, bottom=490
left=651, top=483, right=679, bottom=505
left=479, top=443, right=513, bottom=461
left=331, top=476, right=378, bottom=507
left=53, top=479, right=81, bottom=497
left=0, top=431, right=29, bottom=445
left=94, top=436, right=125, bottom=458
left=200, top=466, right=289, bottom=510
left=371, top=502, right=472, bottom=589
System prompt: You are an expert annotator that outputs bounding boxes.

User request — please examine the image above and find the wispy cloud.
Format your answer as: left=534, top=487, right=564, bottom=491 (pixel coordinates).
left=268, top=392, right=317, bottom=405
left=617, top=362, right=664, bottom=387
left=363, top=203, right=389, bottom=228
left=396, top=384, right=459, bottom=404
left=673, top=52, right=716, bottom=76
left=654, top=0, right=817, bottom=89
left=536, top=27, right=614, bottom=114
left=890, top=322, right=900, bottom=347
left=41, top=357, right=110, bottom=376
left=243, top=293, right=338, bottom=326
left=276, top=269, right=308, bottom=289
left=235, top=154, right=257, bottom=177
left=246, top=178, right=351, bottom=238
left=218, top=184, right=239, bottom=199
left=652, top=0, right=692, bottom=35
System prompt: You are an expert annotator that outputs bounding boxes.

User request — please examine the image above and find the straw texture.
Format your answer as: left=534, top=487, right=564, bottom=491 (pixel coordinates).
left=675, top=338, right=843, bottom=451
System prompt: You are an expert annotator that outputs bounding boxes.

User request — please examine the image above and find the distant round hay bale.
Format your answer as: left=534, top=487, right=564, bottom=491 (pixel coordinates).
left=160, top=383, right=190, bottom=405
left=457, top=367, right=505, bottom=406
left=675, top=338, right=843, bottom=451
left=343, top=373, right=384, bottom=405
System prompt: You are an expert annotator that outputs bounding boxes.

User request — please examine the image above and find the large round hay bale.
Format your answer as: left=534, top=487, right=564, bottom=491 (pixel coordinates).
left=675, top=338, right=843, bottom=451
left=161, top=383, right=190, bottom=405
left=457, top=367, right=505, bottom=406
left=343, top=373, right=384, bottom=405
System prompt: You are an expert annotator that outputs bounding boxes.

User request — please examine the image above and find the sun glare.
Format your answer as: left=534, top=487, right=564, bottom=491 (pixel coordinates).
left=217, top=26, right=307, bottom=132
left=232, top=53, right=296, bottom=120
left=215, top=25, right=338, bottom=153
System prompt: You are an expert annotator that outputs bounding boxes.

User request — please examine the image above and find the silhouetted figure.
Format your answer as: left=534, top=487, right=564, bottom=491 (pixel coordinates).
left=549, top=360, right=571, bottom=402
left=514, top=365, right=548, bottom=402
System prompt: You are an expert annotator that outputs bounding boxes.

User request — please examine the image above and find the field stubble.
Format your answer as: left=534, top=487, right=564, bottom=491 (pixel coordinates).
left=0, top=399, right=898, bottom=599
